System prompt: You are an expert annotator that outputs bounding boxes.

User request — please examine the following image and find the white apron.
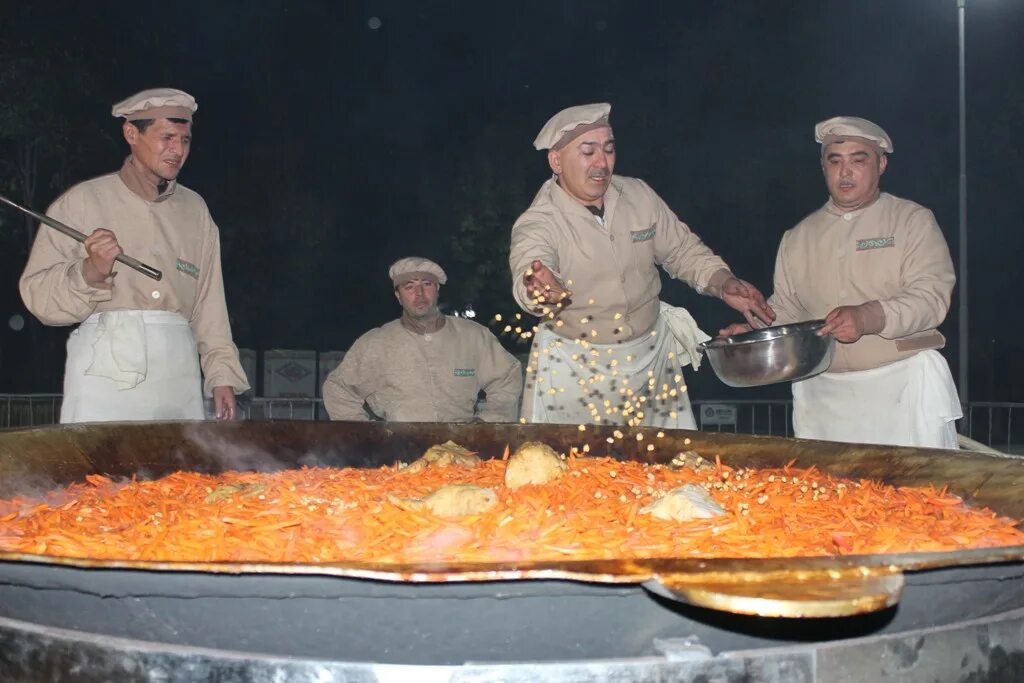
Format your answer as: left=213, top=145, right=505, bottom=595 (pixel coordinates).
left=792, top=350, right=961, bottom=449
left=522, top=303, right=710, bottom=429
left=60, top=310, right=205, bottom=423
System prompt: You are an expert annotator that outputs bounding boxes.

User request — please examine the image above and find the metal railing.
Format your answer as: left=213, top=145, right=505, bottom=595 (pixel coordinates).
left=0, top=394, right=63, bottom=427
left=2, top=394, right=1022, bottom=452
left=0, top=395, right=335, bottom=426
left=691, top=400, right=794, bottom=437
left=960, top=402, right=1024, bottom=454
left=238, top=397, right=330, bottom=422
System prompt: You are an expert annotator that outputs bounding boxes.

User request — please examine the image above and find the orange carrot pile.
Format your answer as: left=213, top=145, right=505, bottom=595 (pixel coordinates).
left=0, top=453, right=1021, bottom=564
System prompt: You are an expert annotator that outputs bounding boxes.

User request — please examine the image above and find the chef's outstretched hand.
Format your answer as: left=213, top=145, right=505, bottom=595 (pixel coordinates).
left=83, top=228, right=123, bottom=287
left=523, top=259, right=573, bottom=308
left=818, top=302, right=884, bottom=343
left=720, top=277, right=775, bottom=328
left=213, top=386, right=236, bottom=421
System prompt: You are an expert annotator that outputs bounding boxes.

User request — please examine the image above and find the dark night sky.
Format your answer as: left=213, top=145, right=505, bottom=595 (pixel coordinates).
left=1, top=0, right=1022, bottom=401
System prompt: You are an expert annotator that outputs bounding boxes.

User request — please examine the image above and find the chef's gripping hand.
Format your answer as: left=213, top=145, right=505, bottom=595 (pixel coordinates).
left=83, top=228, right=123, bottom=287
left=718, top=322, right=753, bottom=337
left=818, top=302, right=885, bottom=343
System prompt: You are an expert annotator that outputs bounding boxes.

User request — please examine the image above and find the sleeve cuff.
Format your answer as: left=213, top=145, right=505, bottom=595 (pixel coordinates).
left=859, top=300, right=887, bottom=336
left=67, top=261, right=113, bottom=302
left=701, top=268, right=734, bottom=298
left=203, top=373, right=251, bottom=398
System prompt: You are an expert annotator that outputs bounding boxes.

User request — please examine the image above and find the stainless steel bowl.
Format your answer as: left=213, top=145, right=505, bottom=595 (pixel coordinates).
left=698, top=319, right=836, bottom=388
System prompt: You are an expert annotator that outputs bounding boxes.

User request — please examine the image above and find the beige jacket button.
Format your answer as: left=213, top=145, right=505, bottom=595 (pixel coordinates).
left=843, top=213, right=853, bottom=221
left=151, top=290, right=161, bottom=299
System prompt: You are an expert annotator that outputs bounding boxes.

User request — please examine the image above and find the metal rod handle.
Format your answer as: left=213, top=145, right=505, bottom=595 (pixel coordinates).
left=112, top=253, right=163, bottom=281
left=0, top=193, right=163, bottom=281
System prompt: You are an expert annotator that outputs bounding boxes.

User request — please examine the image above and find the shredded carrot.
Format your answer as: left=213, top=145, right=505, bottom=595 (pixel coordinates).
left=0, top=454, right=1021, bottom=565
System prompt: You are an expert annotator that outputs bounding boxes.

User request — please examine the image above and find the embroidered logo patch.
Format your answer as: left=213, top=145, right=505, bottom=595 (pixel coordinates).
left=630, top=226, right=656, bottom=243
left=176, top=258, right=200, bottom=279
left=856, top=237, right=894, bottom=251
left=454, top=368, right=476, bottom=377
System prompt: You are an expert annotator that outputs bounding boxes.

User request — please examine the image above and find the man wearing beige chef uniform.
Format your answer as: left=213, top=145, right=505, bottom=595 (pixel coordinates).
left=509, top=103, right=775, bottom=428
left=721, top=116, right=961, bottom=448
left=19, top=88, right=249, bottom=423
left=323, top=257, right=523, bottom=422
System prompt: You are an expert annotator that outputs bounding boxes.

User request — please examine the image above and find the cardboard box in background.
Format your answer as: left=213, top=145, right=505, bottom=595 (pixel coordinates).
left=317, top=351, right=346, bottom=397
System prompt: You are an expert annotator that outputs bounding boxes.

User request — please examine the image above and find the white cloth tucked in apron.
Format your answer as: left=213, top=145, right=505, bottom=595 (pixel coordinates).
left=792, top=349, right=961, bottom=449
left=522, top=303, right=710, bottom=428
left=61, top=310, right=205, bottom=423
left=84, top=310, right=148, bottom=388
left=659, top=303, right=711, bottom=372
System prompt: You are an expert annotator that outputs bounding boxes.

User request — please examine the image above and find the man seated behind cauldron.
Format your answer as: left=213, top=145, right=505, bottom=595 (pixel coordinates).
left=323, top=257, right=523, bottom=422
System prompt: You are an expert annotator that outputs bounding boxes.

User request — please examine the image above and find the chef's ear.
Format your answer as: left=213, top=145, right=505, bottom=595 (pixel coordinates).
left=123, top=121, right=139, bottom=146
left=547, top=149, right=562, bottom=175
left=878, top=154, right=888, bottom=176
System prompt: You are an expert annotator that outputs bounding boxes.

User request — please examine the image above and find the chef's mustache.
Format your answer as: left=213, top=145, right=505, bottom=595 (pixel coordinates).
left=589, top=171, right=609, bottom=180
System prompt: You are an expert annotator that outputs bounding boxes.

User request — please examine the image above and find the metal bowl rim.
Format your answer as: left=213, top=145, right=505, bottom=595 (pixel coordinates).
left=700, top=319, right=829, bottom=350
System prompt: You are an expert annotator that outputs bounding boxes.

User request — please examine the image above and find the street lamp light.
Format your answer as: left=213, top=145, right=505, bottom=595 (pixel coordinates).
left=956, top=0, right=968, bottom=409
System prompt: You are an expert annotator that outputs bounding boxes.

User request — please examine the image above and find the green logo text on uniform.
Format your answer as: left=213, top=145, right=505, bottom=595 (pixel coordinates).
left=630, top=226, right=656, bottom=243
left=454, top=368, right=476, bottom=377
left=176, top=258, right=200, bottom=279
left=856, top=237, right=895, bottom=251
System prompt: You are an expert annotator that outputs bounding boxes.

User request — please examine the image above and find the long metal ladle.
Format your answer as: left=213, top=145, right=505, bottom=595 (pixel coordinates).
left=0, top=193, right=162, bottom=281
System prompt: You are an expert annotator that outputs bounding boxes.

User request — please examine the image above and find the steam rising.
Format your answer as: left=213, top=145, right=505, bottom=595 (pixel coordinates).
left=182, top=422, right=346, bottom=474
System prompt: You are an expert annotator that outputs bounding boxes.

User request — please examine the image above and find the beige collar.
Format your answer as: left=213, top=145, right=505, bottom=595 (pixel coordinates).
left=548, top=175, right=621, bottom=222
left=825, top=190, right=881, bottom=217
left=400, top=311, right=446, bottom=335
left=117, top=156, right=177, bottom=203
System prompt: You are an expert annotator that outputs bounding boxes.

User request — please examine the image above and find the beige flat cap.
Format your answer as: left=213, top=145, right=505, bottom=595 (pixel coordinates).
left=389, top=257, right=447, bottom=286
left=534, top=103, right=611, bottom=151
left=815, top=116, right=893, bottom=154
left=112, top=88, right=198, bottom=122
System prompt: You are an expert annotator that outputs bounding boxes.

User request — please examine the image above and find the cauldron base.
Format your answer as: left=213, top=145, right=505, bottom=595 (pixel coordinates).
left=0, top=561, right=1022, bottom=665
left=2, top=567, right=1024, bottom=682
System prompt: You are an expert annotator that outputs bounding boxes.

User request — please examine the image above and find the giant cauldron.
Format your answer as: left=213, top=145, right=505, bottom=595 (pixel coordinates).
left=0, top=420, right=1022, bottom=682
